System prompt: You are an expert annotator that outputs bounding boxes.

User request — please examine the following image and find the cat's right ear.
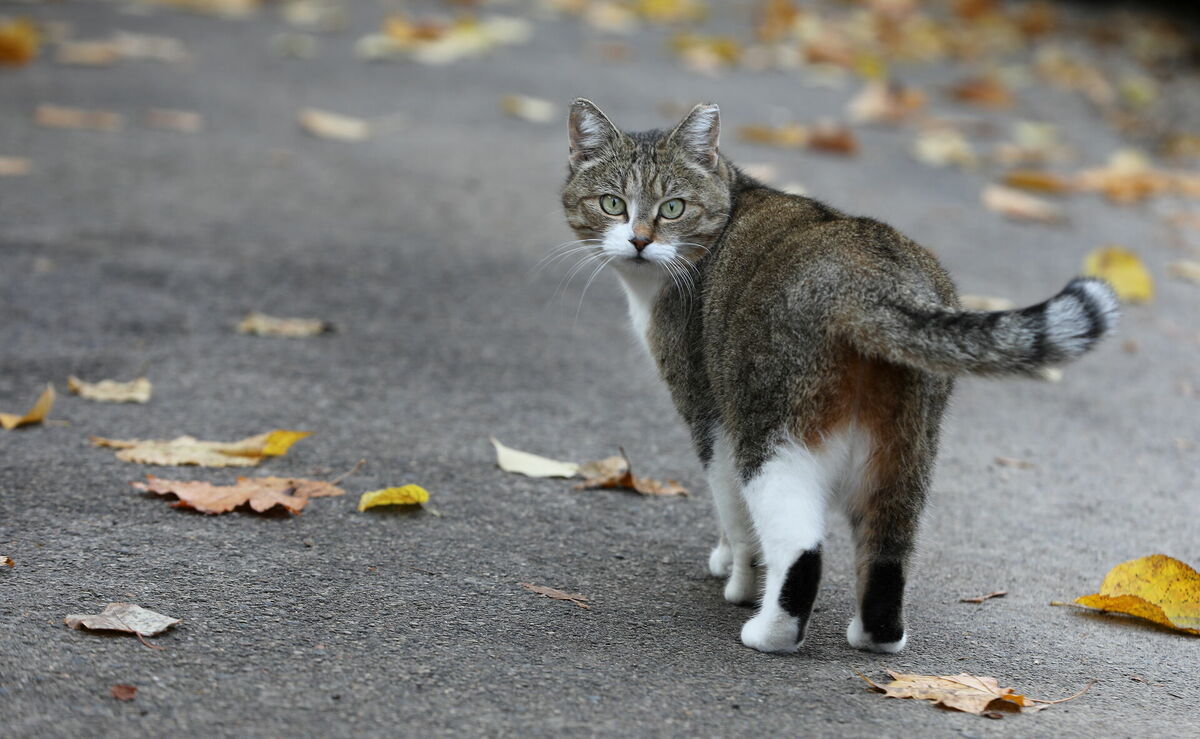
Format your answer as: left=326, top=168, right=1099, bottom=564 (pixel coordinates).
left=568, top=98, right=619, bottom=168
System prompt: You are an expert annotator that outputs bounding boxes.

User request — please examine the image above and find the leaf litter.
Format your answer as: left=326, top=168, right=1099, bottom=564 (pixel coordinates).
left=91, top=430, right=310, bottom=467
left=134, top=474, right=344, bottom=515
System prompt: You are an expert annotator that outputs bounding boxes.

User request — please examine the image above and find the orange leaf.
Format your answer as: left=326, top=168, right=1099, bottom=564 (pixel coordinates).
left=0, top=18, right=39, bottom=66
left=132, top=474, right=344, bottom=515
left=1002, top=170, right=1074, bottom=194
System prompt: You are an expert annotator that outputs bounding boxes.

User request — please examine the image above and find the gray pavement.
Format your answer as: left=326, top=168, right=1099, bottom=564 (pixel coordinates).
left=1, top=1, right=1198, bottom=737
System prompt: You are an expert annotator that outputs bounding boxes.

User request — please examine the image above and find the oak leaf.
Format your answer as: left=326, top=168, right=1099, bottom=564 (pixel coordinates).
left=91, top=430, right=310, bottom=467
left=1066, top=554, right=1200, bottom=635
left=68, top=376, right=152, bottom=404
left=237, top=311, right=333, bottom=337
left=1, top=384, right=55, bottom=430
left=64, top=603, right=180, bottom=637
left=1083, top=246, right=1153, bottom=303
left=574, top=449, right=688, bottom=496
left=491, top=437, right=579, bottom=478
left=520, top=582, right=591, bottom=609
left=133, top=474, right=344, bottom=514
left=357, top=484, right=429, bottom=511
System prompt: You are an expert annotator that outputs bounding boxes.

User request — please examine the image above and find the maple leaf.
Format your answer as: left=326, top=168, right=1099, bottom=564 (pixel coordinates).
left=0, top=384, right=55, bottom=431
left=67, top=376, right=152, bottom=404
left=133, top=474, right=344, bottom=515
left=357, top=484, right=429, bottom=511
left=91, top=430, right=310, bottom=467
left=574, top=449, right=688, bottom=496
left=1082, top=246, right=1153, bottom=303
left=1059, top=554, right=1200, bottom=635
left=110, top=684, right=137, bottom=701
left=237, top=311, right=333, bottom=337
left=981, top=184, right=1065, bottom=224
left=520, top=582, right=591, bottom=609
left=64, top=603, right=180, bottom=637
left=0, top=17, right=39, bottom=66
left=491, top=437, right=580, bottom=478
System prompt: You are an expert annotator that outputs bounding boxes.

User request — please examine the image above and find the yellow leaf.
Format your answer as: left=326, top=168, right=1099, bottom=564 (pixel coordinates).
left=91, top=430, right=311, bottom=467
left=0, top=18, right=39, bottom=66
left=1071, top=554, right=1200, bottom=635
left=357, top=484, right=429, bottom=511
left=0, top=384, right=55, bottom=430
left=1082, top=246, right=1153, bottom=303
left=491, top=437, right=579, bottom=478
left=67, top=376, right=152, bottom=404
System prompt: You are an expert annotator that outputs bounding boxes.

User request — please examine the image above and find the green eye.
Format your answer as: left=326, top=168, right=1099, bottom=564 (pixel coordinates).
left=599, top=194, right=626, bottom=216
left=658, top=198, right=685, bottom=219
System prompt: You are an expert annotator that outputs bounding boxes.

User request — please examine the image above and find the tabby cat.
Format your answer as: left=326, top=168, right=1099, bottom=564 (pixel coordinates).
left=559, top=99, right=1118, bottom=653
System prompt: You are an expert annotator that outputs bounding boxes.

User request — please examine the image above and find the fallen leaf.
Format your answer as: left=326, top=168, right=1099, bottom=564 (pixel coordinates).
left=112, top=31, right=188, bottom=63
left=298, top=108, right=369, bottom=142
left=1001, top=170, right=1074, bottom=194
left=500, top=94, right=556, bottom=124
left=574, top=449, right=688, bottom=496
left=981, top=184, right=1065, bottom=224
left=0, top=17, right=39, bottom=66
left=491, top=437, right=579, bottom=478
left=911, top=127, right=976, bottom=169
left=947, top=75, right=1014, bottom=109
left=0, top=156, right=32, bottom=176
left=861, top=671, right=1029, bottom=715
left=91, top=430, right=310, bottom=467
left=847, top=80, right=926, bottom=125
left=1083, top=246, right=1153, bottom=303
left=140, top=0, right=260, bottom=18
left=1167, top=260, right=1200, bottom=286
left=1065, top=554, right=1200, bottom=635
left=738, top=123, right=808, bottom=149
left=520, top=582, right=591, bottom=609
left=64, top=603, right=180, bottom=637
left=959, top=294, right=1015, bottom=311
left=133, top=474, right=344, bottom=514
left=146, top=109, right=203, bottom=133
left=994, top=456, right=1034, bottom=469
left=357, top=484, right=430, bottom=511
left=0, top=384, right=55, bottom=430
left=961, top=590, right=1008, bottom=603
left=35, top=104, right=124, bottom=132
left=1072, top=150, right=1200, bottom=205
left=1, top=556, right=13, bottom=567
left=807, top=122, right=858, bottom=156
left=236, top=311, right=332, bottom=337
left=110, top=684, right=137, bottom=701
left=740, top=163, right=778, bottom=183
left=56, top=41, right=121, bottom=66
left=67, top=376, right=152, bottom=404
left=360, top=14, right=532, bottom=64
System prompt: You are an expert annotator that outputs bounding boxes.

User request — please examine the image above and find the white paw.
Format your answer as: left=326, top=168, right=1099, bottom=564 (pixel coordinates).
left=740, top=611, right=801, bottom=653
left=846, top=615, right=907, bottom=654
left=723, top=565, right=757, bottom=605
left=708, top=542, right=732, bottom=577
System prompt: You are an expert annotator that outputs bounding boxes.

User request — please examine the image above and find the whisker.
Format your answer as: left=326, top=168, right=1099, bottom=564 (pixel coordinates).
left=531, top=242, right=604, bottom=275
left=574, top=256, right=613, bottom=327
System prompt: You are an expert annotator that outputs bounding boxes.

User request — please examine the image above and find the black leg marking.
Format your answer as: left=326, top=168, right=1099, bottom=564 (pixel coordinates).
left=779, top=547, right=822, bottom=643
left=860, top=560, right=905, bottom=644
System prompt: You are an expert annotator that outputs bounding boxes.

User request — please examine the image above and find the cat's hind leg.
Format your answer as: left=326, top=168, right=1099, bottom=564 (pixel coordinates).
left=708, top=431, right=757, bottom=605
left=737, top=442, right=830, bottom=653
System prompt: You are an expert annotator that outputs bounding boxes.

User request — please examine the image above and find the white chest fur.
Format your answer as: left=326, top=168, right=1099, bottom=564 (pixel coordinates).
left=615, top=268, right=666, bottom=355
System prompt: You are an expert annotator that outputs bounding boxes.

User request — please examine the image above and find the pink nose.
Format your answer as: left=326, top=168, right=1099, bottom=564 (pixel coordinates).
left=630, top=237, right=651, bottom=252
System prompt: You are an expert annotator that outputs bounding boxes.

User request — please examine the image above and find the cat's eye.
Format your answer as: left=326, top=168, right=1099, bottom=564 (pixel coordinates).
left=658, top=198, right=685, bottom=220
left=599, top=194, right=626, bottom=216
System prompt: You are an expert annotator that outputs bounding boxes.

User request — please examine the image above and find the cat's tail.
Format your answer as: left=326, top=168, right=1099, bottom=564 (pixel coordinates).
left=843, top=277, right=1119, bottom=377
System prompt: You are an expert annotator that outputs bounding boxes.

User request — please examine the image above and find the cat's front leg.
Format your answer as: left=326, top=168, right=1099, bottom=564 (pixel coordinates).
left=737, top=443, right=827, bottom=653
left=707, top=432, right=757, bottom=605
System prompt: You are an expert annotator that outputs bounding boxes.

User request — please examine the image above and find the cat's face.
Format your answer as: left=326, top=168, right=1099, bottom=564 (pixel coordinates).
left=560, top=100, right=732, bottom=277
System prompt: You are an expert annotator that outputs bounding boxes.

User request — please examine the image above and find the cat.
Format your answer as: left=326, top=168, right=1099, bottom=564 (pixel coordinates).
left=559, top=99, right=1118, bottom=654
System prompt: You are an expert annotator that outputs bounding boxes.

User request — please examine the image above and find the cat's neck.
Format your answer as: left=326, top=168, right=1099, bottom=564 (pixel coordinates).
left=614, top=265, right=665, bottom=355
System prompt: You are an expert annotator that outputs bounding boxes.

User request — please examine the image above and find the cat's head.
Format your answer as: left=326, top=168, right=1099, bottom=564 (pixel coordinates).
left=560, top=99, right=733, bottom=275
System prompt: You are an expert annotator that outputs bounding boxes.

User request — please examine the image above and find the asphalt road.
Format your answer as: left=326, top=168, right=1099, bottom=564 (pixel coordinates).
left=1, top=1, right=1198, bottom=737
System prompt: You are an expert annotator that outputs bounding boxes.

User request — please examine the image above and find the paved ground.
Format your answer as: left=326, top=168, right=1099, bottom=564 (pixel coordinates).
left=1, top=1, right=1198, bottom=737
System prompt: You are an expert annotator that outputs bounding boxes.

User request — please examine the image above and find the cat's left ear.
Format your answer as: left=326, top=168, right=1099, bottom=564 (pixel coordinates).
left=669, top=103, right=720, bottom=170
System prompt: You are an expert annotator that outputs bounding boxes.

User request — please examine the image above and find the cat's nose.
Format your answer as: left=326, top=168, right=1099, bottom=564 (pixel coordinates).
left=629, top=237, right=651, bottom=252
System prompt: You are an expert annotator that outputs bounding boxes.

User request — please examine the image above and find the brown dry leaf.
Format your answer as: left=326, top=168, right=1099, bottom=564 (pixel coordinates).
left=807, top=123, right=858, bottom=156
left=574, top=449, right=688, bottom=497
left=1166, top=261, right=1200, bottom=286
left=64, top=603, right=180, bottom=637
left=671, top=33, right=741, bottom=75
left=947, top=75, right=1015, bottom=109
left=67, top=376, right=152, bottom=404
left=861, top=671, right=1030, bottom=716
left=237, top=311, right=332, bottom=337
left=56, top=41, right=121, bottom=66
left=1064, top=554, right=1200, bottom=635
left=110, top=684, right=137, bottom=701
left=1001, top=170, right=1074, bottom=195
left=981, top=184, right=1065, bottom=224
left=91, top=430, right=311, bottom=467
left=500, top=95, right=556, bottom=124
left=0, top=18, right=39, bottom=66
left=298, top=108, right=369, bottom=142
left=360, top=14, right=531, bottom=64
left=847, top=80, right=926, bottom=125
left=994, top=456, right=1035, bottom=469
left=0, top=156, right=32, bottom=176
left=738, top=123, right=808, bottom=149
left=133, top=474, right=344, bottom=514
left=520, top=582, right=591, bottom=609
left=1072, top=150, right=1200, bottom=205
left=961, top=590, right=1008, bottom=603
left=35, top=104, right=124, bottom=132
left=146, top=109, right=203, bottom=133
left=959, top=294, right=1015, bottom=311
left=0, top=384, right=55, bottom=431
left=1, top=556, right=13, bottom=567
